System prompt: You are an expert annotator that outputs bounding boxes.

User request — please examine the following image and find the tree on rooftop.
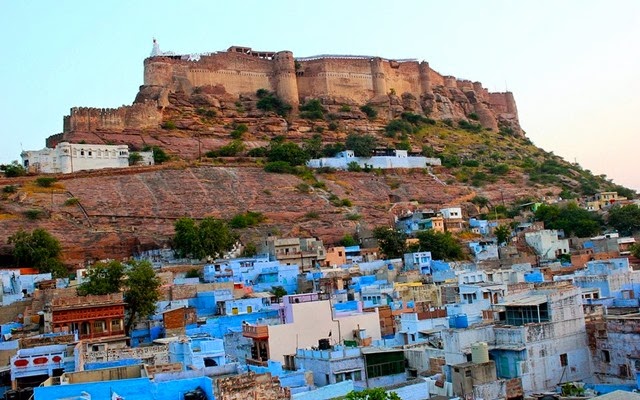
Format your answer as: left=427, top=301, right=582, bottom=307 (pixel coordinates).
left=77, top=260, right=125, bottom=296
left=8, top=228, right=66, bottom=277
left=124, top=260, right=161, bottom=335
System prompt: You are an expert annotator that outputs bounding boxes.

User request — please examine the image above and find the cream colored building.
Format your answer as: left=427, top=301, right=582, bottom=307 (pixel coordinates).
left=243, top=293, right=381, bottom=365
left=21, top=142, right=153, bottom=174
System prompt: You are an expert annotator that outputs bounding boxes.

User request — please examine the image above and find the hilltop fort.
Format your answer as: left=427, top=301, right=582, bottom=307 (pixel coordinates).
left=48, top=41, right=521, bottom=149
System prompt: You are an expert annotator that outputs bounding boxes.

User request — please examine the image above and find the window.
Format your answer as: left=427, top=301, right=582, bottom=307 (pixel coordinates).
left=560, top=353, right=568, bottom=367
left=602, top=350, right=611, bottom=363
left=465, top=370, right=472, bottom=377
left=80, top=150, right=85, bottom=156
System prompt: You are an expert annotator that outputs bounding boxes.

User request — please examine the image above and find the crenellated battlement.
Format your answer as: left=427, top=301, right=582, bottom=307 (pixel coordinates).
left=64, top=102, right=162, bottom=134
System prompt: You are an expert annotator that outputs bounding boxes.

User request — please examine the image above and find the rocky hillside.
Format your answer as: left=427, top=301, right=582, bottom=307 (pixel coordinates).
left=1, top=113, right=628, bottom=267
left=3, top=71, right=633, bottom=267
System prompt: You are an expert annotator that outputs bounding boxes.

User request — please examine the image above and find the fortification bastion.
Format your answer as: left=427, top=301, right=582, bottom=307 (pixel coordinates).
left=48, top=43, right=522, bottom=150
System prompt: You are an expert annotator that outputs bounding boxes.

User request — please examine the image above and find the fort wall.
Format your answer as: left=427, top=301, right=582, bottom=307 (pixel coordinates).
left=63, top=102, right=162, bottom=134
left=139, top=48, right=518, bottom=122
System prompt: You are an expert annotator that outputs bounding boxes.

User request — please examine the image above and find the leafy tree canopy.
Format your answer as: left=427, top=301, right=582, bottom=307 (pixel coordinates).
left=607, top=204, right=640, bottom=236
left=534, top=203, right=603, bottom=237
left=346, top=133, right=377, bottom=157
left=373, top=227, right=407, bottom=259
left=346, top=388, right=400, bottom=400
left=8, top=228, right=66, bottom=277
left=494, top=225, right=511, bottom=246
left=1, top=161, right=27, bottom=177
left=124, top=260, right=161, bottom=334
left=77, top=260, right=125, bottom=296
left=415, top=230, right=464, bottom=260
left=267, top=140, right=310, bottom=166
left=173, top=217, right=237, bottom=260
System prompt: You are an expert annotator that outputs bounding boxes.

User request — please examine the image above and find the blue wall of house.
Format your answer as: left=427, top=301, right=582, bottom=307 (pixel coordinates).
left=186, top=310, right=279, bottom=339
left=34, top=376, right=214, bottom=400
left=188, top=291, right=217, bottom=316
left=129, top=325, right=163, bottom=347
left=84, top=358, right=140, bottom=371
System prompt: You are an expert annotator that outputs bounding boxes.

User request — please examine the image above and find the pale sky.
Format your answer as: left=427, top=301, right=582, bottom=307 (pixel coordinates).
left=1, top=1, right=638, bottom=190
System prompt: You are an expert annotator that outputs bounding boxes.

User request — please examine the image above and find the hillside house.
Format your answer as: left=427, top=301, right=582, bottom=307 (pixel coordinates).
left=242, top=293, right=381, bottom=366
left=20, top=142, right=153, bottom=174
left=307, top=149, right=441, bottom=170
left=44, top=293, right=125, bottom=340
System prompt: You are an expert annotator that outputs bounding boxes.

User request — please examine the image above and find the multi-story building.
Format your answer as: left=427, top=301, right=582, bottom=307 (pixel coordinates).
left=20, top=142, right=153, bottom=173
left=261, top=236, right=326, bottom=272
left=44, top=293, right=126, bottom=340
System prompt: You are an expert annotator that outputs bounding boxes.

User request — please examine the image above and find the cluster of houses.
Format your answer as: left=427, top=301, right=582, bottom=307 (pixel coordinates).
left=1, top=203, right=640, bottom=400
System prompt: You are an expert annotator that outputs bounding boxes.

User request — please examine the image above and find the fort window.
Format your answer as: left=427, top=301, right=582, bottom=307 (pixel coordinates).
left=88, top=151, right=92, bottom=156
left=80, top=150, right=85, bottom=156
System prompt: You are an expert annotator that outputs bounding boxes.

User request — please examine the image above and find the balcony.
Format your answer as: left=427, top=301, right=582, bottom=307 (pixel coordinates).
left=242, top=324, right=269, bottom=339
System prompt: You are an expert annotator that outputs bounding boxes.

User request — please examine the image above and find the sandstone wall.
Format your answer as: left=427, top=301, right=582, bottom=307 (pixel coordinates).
left=64, top=102, right=161, bottom=134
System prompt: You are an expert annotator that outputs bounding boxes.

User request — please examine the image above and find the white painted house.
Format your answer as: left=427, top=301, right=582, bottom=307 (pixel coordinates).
left=307, top=150, right=441, bottom=170
left=21, top=142, right=153, bottom=173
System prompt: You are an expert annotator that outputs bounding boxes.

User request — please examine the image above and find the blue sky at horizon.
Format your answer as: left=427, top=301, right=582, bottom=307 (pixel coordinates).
left=1, top=1, right=638, bottom=190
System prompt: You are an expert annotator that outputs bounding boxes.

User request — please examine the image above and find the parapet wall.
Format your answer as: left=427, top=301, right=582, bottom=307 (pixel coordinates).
left=142, top=47, right=518, bottom=121
left=63, top=102, right=161, bottom=134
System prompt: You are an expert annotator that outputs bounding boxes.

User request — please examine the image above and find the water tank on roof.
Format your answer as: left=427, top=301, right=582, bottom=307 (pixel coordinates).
left=448, top=316, right=456, bottom=328
left=471, top=342, right=489, bottom=363
left=455, top=314, right=468, bottom=329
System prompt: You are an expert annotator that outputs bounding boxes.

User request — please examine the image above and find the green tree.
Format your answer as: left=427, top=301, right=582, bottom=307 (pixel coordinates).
left=346, top=133, right=377, bottom=157
left=185, top=268, right=201, bottom=279
left=269, top=141, right=310, bottom=166
left=242, top=242, right=258, bottom=257
left=1, top=161, right=27, bottom=177
left=8, top=228, right=66, bottom=277
left=256, top=89, right=291, bottom=117
left=494, top=225, right=511, bottom=246
left=415, top=230, right=464, bottom=260
left=630, top=243, right=640, bottom=259
left=607, top=204, right=640, bottom=236
left=346, top=388, right=400, bottom=400
left=77, top=260, right=125, bottom=296
left=373, top=227, right=407, bottom=259
left=124, top=260, right=161, bottom=334
left=359, top=104, right=378, bottom=119
left=299, top=99, right=325, bottom=120
left=340, top=234, right=358, bottom=247
left=303, top=134, right=323, bottom=159
left=173, top=217, right=200, bottom=258
left=470, top=196, right=490, bottom=213
left=128, top=152, right=143, bottom=166
left=535, top=203, right=602, bottom=237
left=151, top=146, right=170, bottom=164
left=197, top=217, right=237, bottom=259
left=271, top=285, right=287, bottom=302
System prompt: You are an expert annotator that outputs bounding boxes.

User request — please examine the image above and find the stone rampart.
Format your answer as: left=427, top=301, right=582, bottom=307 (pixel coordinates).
left=64, top=102, right=161, bottom=134
left=140, top=47, right=519, bottom=126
